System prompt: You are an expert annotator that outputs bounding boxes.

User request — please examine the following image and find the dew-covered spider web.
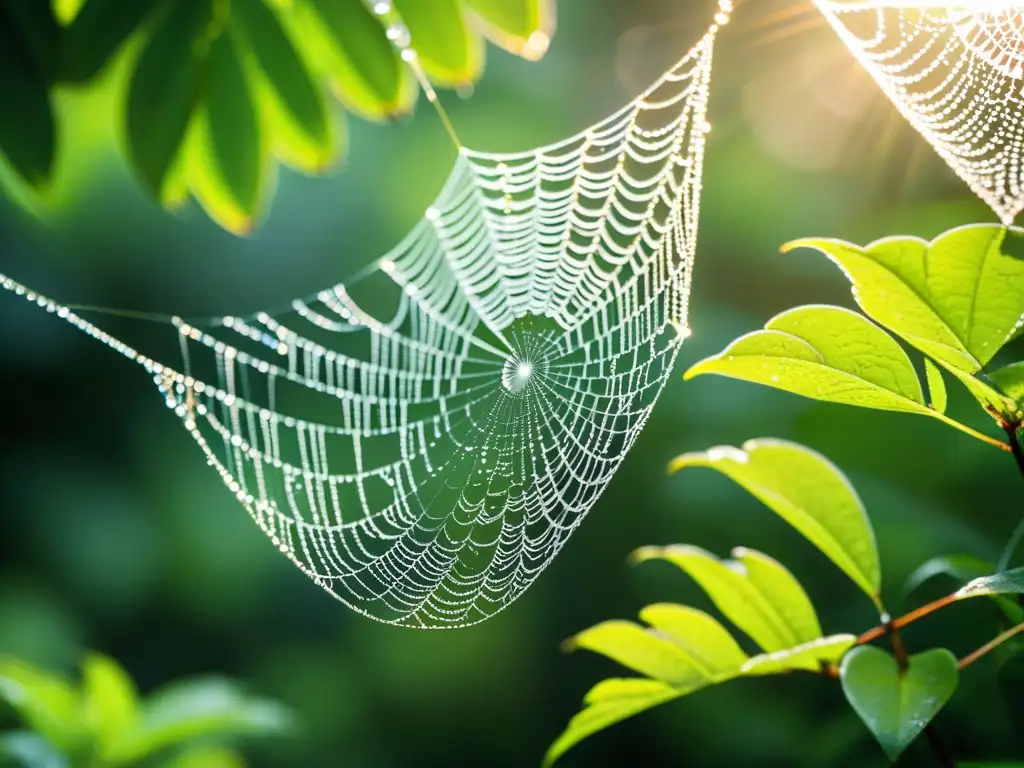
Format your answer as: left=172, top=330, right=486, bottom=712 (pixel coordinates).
left=815, top=0, right=1024, bottom=223
left=0, top=11, right=727, bottom=627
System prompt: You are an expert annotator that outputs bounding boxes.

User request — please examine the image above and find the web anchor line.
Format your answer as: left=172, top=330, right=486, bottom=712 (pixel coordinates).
left=0, top=3, right=731, bottom=628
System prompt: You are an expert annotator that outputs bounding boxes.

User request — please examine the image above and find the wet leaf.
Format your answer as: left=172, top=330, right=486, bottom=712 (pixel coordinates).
left=632, top=545, right=820, bottom=652
left=393, top=0, right=483, bottom=87
left=293, top=0, right=415, bottom=120
left=186, top=30, right=268, bottom=234
left=840, top=646, right=959, bottom=762
left=669, top=439, right=880, bottom=600
left=685, top=305, right=932, bottom=416
left=741, top=634, right=856, bottom=676
left=464, top=0, right=553, bottom=59
left=233, top=0, right=339, bottom=172
left=126, top=0, right=218, bottom=200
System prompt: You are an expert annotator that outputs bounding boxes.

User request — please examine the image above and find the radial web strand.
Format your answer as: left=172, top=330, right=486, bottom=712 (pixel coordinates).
left=815, top=0, right=1024, bottom=223
left=0, top=19, right=723, bottom=628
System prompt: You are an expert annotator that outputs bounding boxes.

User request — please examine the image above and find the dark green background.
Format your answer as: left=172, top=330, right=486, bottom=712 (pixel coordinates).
left=1, top=1, right=1022, bottom=765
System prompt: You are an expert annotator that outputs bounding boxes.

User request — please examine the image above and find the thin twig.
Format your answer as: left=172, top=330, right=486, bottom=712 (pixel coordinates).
left=959, top=621, right=1024, bottom=671
left=923, top=725, right=957, bottom=768
left=932, top=412, right=1011, bottom=452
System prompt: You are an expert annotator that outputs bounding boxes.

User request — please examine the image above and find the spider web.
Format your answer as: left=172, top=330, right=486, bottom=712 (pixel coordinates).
left=1, top=21, right=721, bottom=628
left=815, top=0, right=1024, bottom=223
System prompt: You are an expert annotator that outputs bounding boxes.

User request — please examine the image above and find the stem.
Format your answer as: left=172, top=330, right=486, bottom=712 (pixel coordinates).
left=1006, top=425, right=1024, bottom=481
left=996, top=426, right=1024, bottom=572
left=857, top=594, right=959, bottom=646
left=931, top=411, right=1011, bottom=452
left=959, top=621, right=1024, bottom=671
left=882, top=614, right=956, bottom=767
left=923, top=725, right=957, bottom=768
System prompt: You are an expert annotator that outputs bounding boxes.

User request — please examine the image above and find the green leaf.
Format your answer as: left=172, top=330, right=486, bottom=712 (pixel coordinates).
left=463, top=0, right=553, bottom=59
left=924, top=358, right=948, bottom=414
left=990, top=362, right=1024, bottom=411
left=685, top=305, right=932, bottom=416
left=0, top=17, right=56, bottom=188
left=393, top=0, right=484, bottom=87
left=741, top=634, right=856, bottom=676
left=108, top=677, right=295, bottom=763
left=162, top=745, right=245, bottom=768
left=186, top=30, right=268, bottom=235
left=542, top=678, right=683, bottom=768
left=0, top=657, right=81, bottom=752
left=232, top=0, right=339, bottom=173
left=59, top=0, right=160, bottom=83
left=668, top=439, right=881, bottom=600
left=567, top=620, right=708, bottom=686
left=956, top=567, right=1024, bottom=600
left=126, top=0, right=218, bottom=200
left=0, top=731, right=70, bottom=768
left=53, top=0, right=87, bottom=25
left=80, top=653, right=137, bottom=758
left=636, top=604, right=748, bottom=679
left=786, top=226, right=1024, bottom=419
left=292, top=0, right=415, bottom=120
left=632, top=545, right=820, bottom=652
left=907, top=556, right=1024, bottom=627
left=840, top=646, right=959, bottom=762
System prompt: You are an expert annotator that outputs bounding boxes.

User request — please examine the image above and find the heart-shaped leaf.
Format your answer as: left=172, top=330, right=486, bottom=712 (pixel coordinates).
left=669, top=439, right=881, bottom=601
left=632, top=545, right=821, bottom=652
left=840, top=646, right=959, bottom=762
left=686, top=305, right=932, bottom=416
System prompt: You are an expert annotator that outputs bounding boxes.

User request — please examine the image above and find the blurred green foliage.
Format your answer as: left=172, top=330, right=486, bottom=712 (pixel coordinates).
left=0, top=652, right=294, bottom=767
left=4, top=1, right=1024, bottom=766
left=550, top=224, right=1024, bottom=765
left=0, top=0, right=554, bottom=233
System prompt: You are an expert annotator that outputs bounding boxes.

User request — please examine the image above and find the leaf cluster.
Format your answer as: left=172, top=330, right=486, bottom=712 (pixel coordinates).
left=0, top=652, right=294, bottom=768
left=547, top=224, right=1024, bottom=766
left=0, top=0, right=554, bottom=233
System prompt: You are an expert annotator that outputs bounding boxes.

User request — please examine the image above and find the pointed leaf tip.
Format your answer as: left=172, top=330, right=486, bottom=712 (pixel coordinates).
left=840, top=646, right=958, bottom=762
left=669, top=439, right=881, bottom=599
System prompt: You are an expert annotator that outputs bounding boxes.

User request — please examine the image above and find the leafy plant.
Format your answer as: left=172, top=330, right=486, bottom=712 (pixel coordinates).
left=0, top=0, right=555, bottom=233
left=547, top=223, right=1024, bottom=766
left=0, top=651, right=294, bottom=767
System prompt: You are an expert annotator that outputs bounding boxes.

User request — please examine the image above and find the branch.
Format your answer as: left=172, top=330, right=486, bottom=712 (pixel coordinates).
left=997, top=426, right=1024, bottom=572
left=959, top=621, right=1024, bottom=671
left=857, top=594, right=959, bottom=646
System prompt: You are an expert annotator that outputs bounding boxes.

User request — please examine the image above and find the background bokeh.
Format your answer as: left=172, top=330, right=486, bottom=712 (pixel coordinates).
left=2, top=1, right=1023, bottom=766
